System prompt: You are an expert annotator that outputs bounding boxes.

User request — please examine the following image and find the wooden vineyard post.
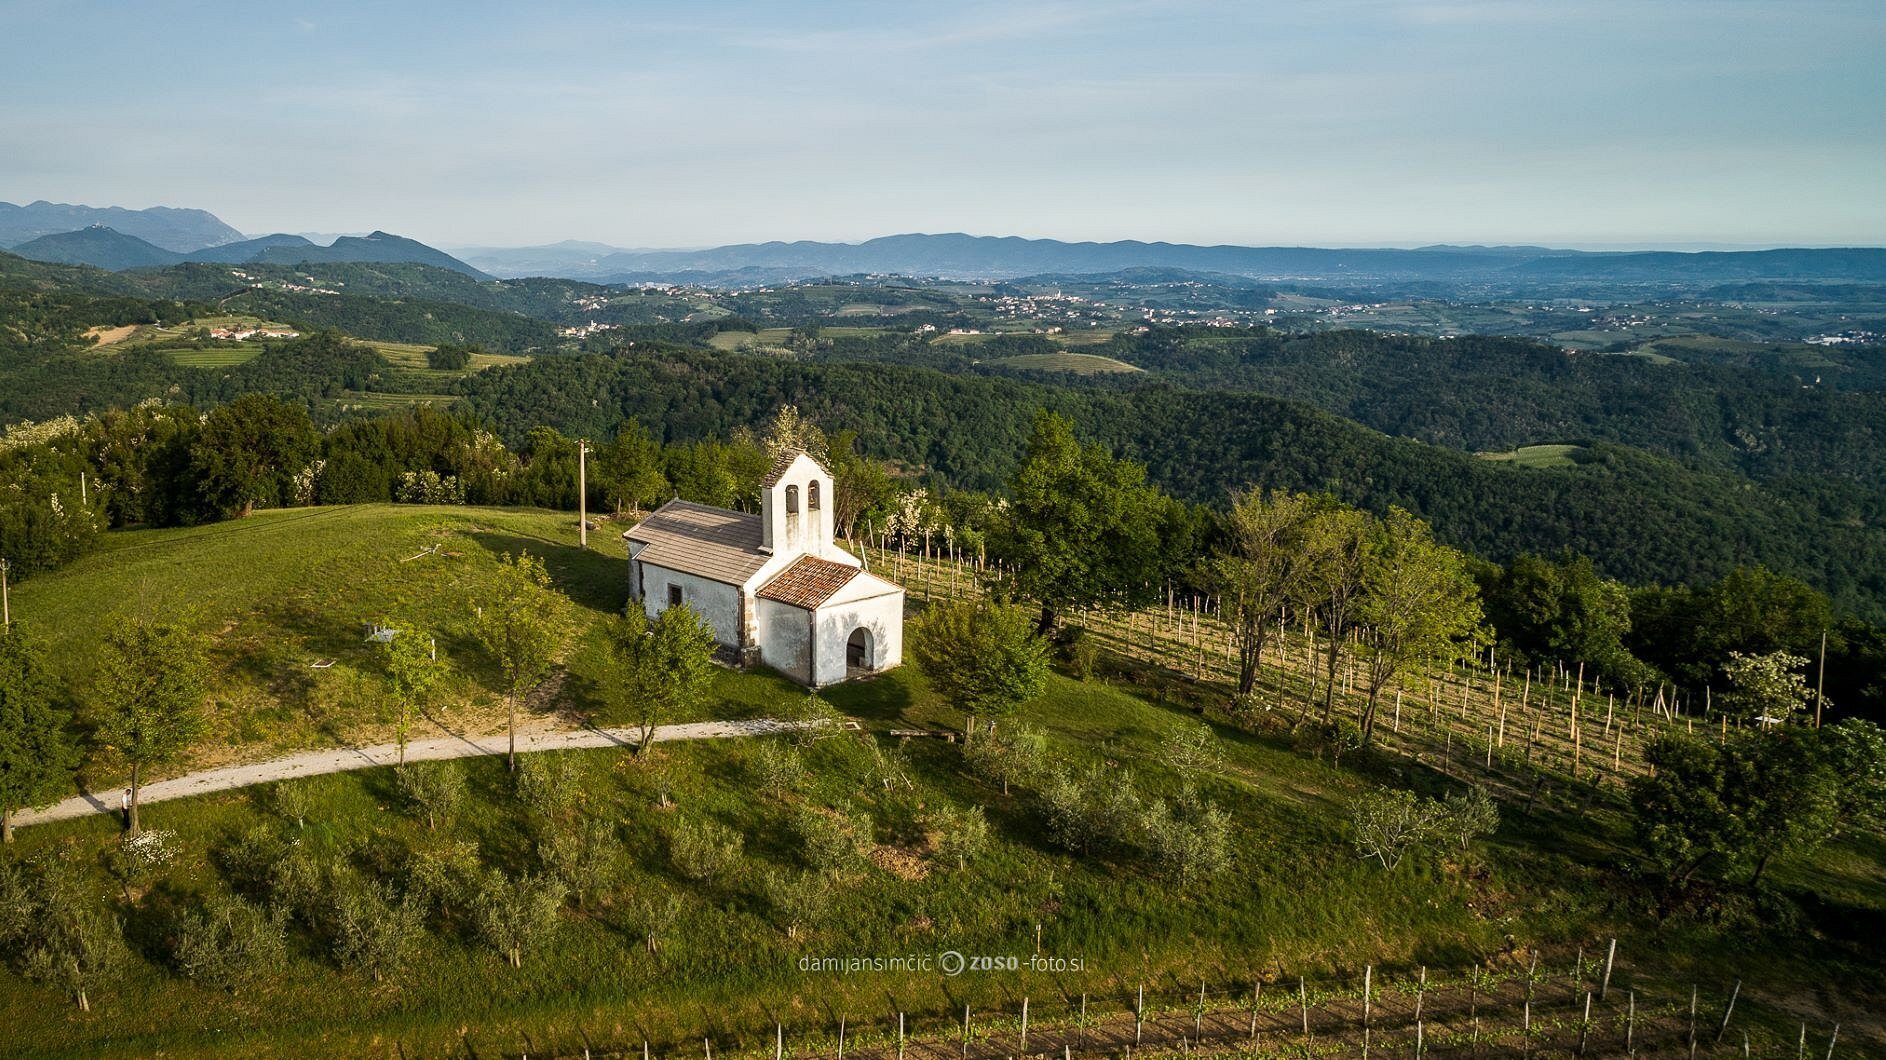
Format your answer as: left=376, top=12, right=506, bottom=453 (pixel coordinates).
left=1362, top=965, right=1372, bottom=1057
left=1020, top=997, right=1029, bottom=1052
left=1136, top=984, right=1144, bottom=1046
left=1298, top=977, right=1309, bottom=1036
left=1627, top=992, right=1636, bottom=1054
left=898, top=1012, right=905, bottom=1060
left=1717, top=980, right=1740, bottom=1043
left=1578, top=993, right=1593, bottom=1057
left=1601, top=937, right=1617, bottom=999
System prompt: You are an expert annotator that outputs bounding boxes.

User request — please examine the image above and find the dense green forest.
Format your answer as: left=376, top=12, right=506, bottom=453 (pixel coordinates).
left=454, top=345, right=1886, bottom=620
left=9, top=251, right=1886, bottom=623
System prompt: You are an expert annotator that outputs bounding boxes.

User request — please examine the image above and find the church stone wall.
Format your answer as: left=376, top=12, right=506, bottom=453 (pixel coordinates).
left=638, top=563, right=744, bottom=650
left=810, top=592, right=905, bottom=687
left=755, top=597, right=814, bottom=684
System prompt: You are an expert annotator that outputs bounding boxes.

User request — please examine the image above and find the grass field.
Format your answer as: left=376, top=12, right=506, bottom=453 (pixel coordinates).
left=3, top=509, right=1882, bottom=1056
left=6, top=505, right=628, bottom=777
left=167, top=347, right=266, bottom=368
left=366, top=340, right=531, bottom=374
left=992, top=352, right=1142, bottom=375
left=1475, top=443, right=1586, bottom=468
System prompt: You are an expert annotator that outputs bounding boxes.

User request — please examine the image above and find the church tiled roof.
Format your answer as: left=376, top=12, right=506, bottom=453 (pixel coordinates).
left=756, top=555, right=862, bottom=609
left=625, top=500, right=768, bottom=585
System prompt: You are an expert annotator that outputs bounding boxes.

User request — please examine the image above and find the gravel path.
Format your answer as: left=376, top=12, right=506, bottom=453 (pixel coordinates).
left=13, top=718, right=802, bottom=830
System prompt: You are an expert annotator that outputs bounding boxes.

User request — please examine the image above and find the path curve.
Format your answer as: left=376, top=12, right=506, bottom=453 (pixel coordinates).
left=14, top=718, right=804, bottom=830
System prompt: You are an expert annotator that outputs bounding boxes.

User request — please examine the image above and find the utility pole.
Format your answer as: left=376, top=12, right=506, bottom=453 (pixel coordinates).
left=578, top=439, right=589, bottom=549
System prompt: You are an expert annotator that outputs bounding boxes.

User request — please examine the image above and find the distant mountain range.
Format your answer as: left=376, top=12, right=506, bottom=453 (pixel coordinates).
left=0, top=200, right=245, bottom=252
left=8, top=198, right=1884, bottom=289
left=453, top=232, right=1886, bottom=287
left=5, top=225, right=488, bottom=277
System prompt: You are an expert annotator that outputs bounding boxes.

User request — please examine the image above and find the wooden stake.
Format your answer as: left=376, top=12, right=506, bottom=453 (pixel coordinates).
left=1815, top=628, right=1828, bottom=728
left=1717, top=980, right=1740, bottom=1043
left=1601, top=937, right=1617, bottom=999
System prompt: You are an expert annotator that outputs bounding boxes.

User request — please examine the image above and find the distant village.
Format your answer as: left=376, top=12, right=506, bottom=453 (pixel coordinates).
left=208, top=325, right=299, bottom=341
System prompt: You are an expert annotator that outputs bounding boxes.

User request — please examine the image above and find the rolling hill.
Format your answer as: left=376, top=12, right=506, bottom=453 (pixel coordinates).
left=7, top=225, right=185, bottom=270
left=460, top=231, right=1886, bottom=286
left=0, top=199, right=244, bottom=251
left=8, top=224, right=488, bottom=277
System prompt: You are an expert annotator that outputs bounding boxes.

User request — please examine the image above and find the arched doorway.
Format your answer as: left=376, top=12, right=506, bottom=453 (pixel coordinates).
left=846, top=627, right=873, bottom=673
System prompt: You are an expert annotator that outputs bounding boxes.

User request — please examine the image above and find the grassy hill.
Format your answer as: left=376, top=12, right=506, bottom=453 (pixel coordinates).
left=2, top=507, right=1883, bottom=1055
left=11, top=505, right=629, bottom=776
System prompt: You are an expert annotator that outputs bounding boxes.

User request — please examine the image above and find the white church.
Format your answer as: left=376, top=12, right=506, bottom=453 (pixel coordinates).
left=624, top=449, right=905, bottom=686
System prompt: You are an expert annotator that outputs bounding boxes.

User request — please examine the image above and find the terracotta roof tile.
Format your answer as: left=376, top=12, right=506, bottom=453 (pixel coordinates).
left=756, top=555, right=861, bottom=609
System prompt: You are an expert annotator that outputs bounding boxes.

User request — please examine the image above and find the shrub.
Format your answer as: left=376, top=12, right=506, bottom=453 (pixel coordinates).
left=1160, top=722, right=1222, bottom=779
left=1061, top=626, right=1101, bottom=680
left=762, top=868, right=831, bottom=939
left=668, top=818, right=743, bottom=882
left=0, top=857, right=127, bottom=1011
left=1146, top=788, right=1233, bottom=884
left=1043, top=765, right=1142, bottom=855
left=517, top=754, right=581, bottom=820
left=963, top=723, right=1049, bottom=795
left=926, top=804, right=991, bottom=871
left=174, top=892, right=289, bottom=993
left=397, top=761, right=467, bottom=832
left=539, top=817, right=621, bottom=908
left=752, top=739, right=806, bottom=799
left=405, top=839, right=483, bottom=918
left=1434, top=786, right=1500, bottom=852
left=474, top=871, right=567, bottom=968
left=793, top=804, right=874, bottom=875
left=332, top=875, right=425, bottom=982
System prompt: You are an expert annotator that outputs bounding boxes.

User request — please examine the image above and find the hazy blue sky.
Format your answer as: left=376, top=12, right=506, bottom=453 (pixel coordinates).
left=2, top=0, right=1881, bottom=248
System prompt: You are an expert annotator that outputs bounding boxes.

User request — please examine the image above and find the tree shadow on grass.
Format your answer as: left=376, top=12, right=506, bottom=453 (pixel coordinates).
left=465, top=531, right=626, bottom=616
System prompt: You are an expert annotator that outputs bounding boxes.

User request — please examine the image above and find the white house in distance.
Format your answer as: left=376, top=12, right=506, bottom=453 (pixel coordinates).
left=624, top=449, right=905, bottom=686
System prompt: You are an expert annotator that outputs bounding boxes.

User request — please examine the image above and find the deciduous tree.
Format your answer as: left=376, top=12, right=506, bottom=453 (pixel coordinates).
left=1355, top=507, right=1484, bottom=743
left=908, top=599, right=1050, bottom=740
left=94, top=617, right=206, bottom=835
left=1211, top=489, right=1317, bottom=696
left=0, top=625, right=72, bottom=843
left=609, top=602, right=717, bottom=754
left=475, top=552, right=568, bottom=771
left=990, top=411, right=1178, bottom=635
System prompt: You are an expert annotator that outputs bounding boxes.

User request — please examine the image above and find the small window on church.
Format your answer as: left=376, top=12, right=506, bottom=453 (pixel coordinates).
left=786, top=484, right=799, bottom=514
left=667, top=584, right=683, bottom=607
left=808, top=481, right=821, bottom=510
